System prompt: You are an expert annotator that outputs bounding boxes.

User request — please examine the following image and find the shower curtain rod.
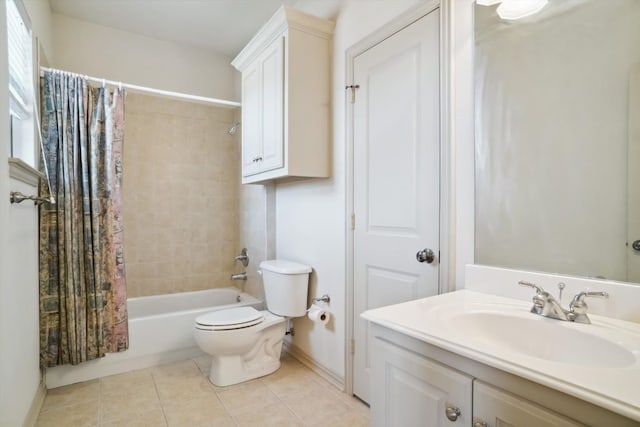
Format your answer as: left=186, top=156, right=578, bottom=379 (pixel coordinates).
left=39, top=66, right=241, bottom=108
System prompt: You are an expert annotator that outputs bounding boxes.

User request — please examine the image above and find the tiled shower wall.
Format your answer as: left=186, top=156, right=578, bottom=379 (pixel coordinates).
left=123, top=93, right=240, bottom=297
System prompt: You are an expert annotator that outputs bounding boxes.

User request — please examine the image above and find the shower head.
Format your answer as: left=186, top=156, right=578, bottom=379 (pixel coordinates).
left=228, top=122, right=241, bottom=135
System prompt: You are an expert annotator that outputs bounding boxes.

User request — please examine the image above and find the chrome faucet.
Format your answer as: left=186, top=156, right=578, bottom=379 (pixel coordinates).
left=567, top=291, right=609, bottom=324
left=518, top=280, right=609, bottom=324
left=231, top=272, right=247, bottom=281
left=234, top=248, right=249, bottom=267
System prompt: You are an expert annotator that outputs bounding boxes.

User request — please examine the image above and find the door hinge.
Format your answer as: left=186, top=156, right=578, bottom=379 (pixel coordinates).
left=346, top=84, right=360, bottom=103
left=351, top=212, right=355, bottom=230
left=350, top=338, right=355, bottom=354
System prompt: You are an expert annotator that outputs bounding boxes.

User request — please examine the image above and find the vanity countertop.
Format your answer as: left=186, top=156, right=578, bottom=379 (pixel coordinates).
left=362, top=290, right=640, bottom=422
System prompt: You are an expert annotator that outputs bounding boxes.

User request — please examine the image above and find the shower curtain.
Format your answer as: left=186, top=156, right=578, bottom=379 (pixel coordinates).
left=38, top=71, right=129, bottom=367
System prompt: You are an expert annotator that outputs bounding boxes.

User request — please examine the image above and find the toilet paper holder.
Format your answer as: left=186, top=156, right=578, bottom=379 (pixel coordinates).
left=312, top=294, right=330, bottom=304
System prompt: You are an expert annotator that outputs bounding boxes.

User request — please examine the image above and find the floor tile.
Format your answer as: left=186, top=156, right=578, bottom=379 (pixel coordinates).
left=232, top=401, right=304, bottom=427
left=101, top=409, right=167, bottom=427
left=282, top=389, right=353, bottom=425
left=100, top=385, right=163, bottom=422
left=35, top=353, right=370, bottom=427
left=216, top=380, right=280, bottom=416
left=151, top=360, right=202, bottom=384
left=36, top=401, right=99, bottom=427
left=101, top=368, right=154, bottom=396
left=163, top=397, right=231, bottom=427
left=41, top=379, right=100, bottom=411
left=156, top=375, right=218, bottom=404
left=193, top=354, right=212, bottom=376
left=310, top=410, right=370, bottom=427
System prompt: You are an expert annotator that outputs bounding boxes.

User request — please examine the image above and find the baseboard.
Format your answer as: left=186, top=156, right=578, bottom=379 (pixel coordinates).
left=22, top=382, right=46, bottom=427
left=283, top=341, right=345, bottom=391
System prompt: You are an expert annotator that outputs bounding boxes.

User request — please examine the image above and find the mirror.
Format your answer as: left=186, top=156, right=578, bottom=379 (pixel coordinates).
left=474, top=0, right=640, bottom=283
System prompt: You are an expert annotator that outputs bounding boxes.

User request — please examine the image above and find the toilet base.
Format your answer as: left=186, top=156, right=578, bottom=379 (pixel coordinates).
left=208, top=334, right=284, bottom=387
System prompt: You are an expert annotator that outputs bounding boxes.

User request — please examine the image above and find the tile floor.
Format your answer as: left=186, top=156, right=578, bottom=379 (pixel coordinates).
left=35, top=353, right=370, bottom=427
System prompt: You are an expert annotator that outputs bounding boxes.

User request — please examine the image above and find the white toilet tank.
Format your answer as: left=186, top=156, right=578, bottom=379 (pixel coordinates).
left=260, top=260, right=311, bottom=317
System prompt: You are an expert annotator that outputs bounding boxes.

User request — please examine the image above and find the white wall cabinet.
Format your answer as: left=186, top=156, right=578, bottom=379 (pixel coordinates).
left=232, top=6, right=334, bottom=184
left=369, top=323, right=636, bottom=427
left=239, top=36, right=284, bottom=177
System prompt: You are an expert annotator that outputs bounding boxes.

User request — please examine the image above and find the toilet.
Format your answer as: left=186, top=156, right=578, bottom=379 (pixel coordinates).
left=194, top=259, right=311, bottom=386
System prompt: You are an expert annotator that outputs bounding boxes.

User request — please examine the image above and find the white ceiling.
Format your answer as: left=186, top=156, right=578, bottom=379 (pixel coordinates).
left=48, top=0, right=300, bottom=57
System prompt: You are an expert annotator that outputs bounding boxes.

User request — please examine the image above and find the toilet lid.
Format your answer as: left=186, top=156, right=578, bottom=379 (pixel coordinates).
left=195, top=307, right=264, bottom=330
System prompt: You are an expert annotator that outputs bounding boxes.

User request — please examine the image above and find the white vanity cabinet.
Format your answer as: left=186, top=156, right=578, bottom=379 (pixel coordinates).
left=231, top=6, right=334, bottom=184
left=472, top=381, right=582, bottom=427
left=369, top=323, right=636, bottom=427
left=371, top=337, right=472, bottom=427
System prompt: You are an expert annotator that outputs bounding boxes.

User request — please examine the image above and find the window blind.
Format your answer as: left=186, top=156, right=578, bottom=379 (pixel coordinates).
left=7, top=0, right=32, bottom=119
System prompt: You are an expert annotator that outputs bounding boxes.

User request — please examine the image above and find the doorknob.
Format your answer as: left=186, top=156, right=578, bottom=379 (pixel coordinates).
left=416, top=248, right=436, bottom=264
left=632, top=240, right=640, bottom=252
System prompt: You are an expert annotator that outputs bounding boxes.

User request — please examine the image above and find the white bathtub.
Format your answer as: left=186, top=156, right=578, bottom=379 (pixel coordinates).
left=46, top=287, right=263, bottom=388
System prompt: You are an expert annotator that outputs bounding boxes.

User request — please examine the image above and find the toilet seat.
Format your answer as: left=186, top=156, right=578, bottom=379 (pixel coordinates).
left=196, top=306, right=264, bottom=331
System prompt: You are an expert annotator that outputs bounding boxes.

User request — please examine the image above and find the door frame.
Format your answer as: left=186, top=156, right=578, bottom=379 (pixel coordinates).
left=344, top=0, right=454, bottom=397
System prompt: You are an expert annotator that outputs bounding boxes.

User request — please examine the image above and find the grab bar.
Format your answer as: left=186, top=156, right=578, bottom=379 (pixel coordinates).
left=10, top=191, right=54, bottom=205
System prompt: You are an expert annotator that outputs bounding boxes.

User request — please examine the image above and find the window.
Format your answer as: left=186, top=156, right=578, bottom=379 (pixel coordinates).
left=6, top=0, right=35, bottom=168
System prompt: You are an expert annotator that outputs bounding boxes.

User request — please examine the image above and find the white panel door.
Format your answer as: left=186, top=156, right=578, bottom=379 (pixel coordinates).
left=370, top=337, right=473, bottom=427
left=260, top=36, right=285, bottom=173
left=473, top=381, right=583, bottom=427
left=353, top=10, right=440, bottom=403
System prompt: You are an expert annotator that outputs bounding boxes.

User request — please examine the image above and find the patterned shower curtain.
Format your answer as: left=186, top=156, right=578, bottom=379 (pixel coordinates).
left=38, top=71, right=129, bottom=367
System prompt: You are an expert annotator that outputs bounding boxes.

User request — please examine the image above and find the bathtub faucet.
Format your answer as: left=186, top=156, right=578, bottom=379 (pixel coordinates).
left=231, top=272, right=247, bottom=281
left=235, top=248, right=249, bottom=267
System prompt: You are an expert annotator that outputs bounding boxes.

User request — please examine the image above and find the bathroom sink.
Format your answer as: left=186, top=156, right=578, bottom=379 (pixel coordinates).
left=446, top=309, right=637, bottom=368
left=363, top=289, right=640, bottom=421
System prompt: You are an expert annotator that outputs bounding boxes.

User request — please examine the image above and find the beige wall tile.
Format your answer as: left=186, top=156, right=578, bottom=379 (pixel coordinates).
left=124, top=94, right=239, bottom=297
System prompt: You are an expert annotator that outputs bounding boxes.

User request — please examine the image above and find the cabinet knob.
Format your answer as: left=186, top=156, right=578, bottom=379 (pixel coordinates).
left=445, top=405, right=461, bottom=421
left=473, top=420, right=490, bottom=427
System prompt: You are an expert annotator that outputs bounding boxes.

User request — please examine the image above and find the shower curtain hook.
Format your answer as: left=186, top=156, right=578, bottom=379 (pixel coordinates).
left=118, top=81, right=122, bottom=91
left=102, top=79, right=106, bottom=88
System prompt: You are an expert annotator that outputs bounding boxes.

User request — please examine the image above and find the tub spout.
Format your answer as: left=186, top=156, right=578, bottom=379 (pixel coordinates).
left=231, top=272, right=247, bottom=281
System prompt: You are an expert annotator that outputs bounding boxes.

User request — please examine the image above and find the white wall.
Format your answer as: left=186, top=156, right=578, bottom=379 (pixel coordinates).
left=24, top=0, right=54, bottom=64
left=1, top=2, right=54, bottom=426
left=275, top=0, right=423, bottom=382
left=453, top=0, right=476, bottom=289
left=52, top=14, right=238, bottom=101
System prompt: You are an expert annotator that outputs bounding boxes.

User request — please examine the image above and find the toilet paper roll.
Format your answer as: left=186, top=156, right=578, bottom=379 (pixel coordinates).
left=308, top=306, right=330, bottom=325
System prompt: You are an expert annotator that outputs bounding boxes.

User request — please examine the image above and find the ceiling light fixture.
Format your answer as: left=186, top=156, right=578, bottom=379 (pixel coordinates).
left=496, top=0, right=549, bottom=20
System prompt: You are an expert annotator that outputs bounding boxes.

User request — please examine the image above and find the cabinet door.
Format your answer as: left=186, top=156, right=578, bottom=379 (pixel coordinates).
left=241, top=60, right=262, bottom=177
left=259, top=35, right=285, bottom=173
left=473, top=381, right=583, bottom=427
left=371, top=337, right=473, bottom=427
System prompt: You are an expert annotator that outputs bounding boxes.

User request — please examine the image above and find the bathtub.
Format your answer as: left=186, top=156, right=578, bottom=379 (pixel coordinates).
left=45, top=287, right=263, bottom=388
